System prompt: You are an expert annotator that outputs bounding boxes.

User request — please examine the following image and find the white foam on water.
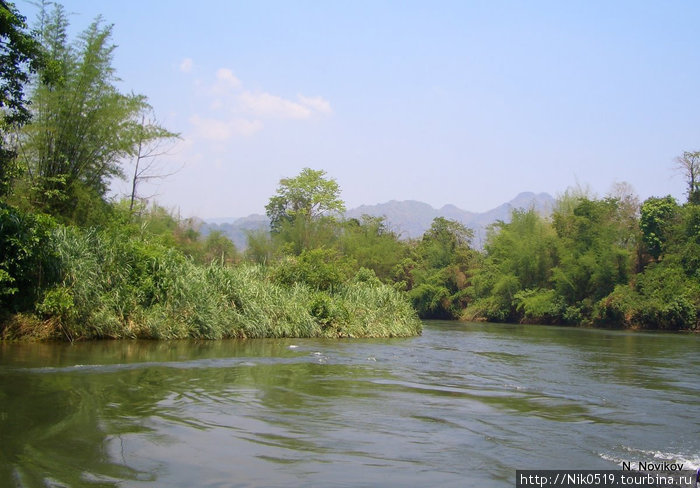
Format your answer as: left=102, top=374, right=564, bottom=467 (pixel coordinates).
left=310, top=351, right=328, bottom=363
left=599, top=452, right=627, bottom=466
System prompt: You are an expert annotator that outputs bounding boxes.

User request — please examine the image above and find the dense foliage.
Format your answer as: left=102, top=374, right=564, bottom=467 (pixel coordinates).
left=6, top=3, right=173, bottom=225
left=0, top=3, right=420, bottom=341
left=0, top=1, right=43, bottom=196
left=461, top=192, right=699, bottom=330
left=0, top=203, right=420, bottom=340
left=260, top=169, right=698, bottom=331
left=1, top=1, right=697, bottom=340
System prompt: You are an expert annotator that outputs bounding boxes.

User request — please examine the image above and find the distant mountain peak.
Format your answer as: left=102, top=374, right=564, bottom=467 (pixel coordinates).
left=203, top=192, right=555, bottom=249
left=345, top=192, right=555, bottom=243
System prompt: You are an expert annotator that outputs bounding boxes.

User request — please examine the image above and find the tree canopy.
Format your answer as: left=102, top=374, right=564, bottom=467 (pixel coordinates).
left=0, top=0, right=43, bottom=196
left=265, top=168, right=345, bottom=251
left=266, top=168, right=345, bottom=231
left=16, top=3, right=172, bottom=224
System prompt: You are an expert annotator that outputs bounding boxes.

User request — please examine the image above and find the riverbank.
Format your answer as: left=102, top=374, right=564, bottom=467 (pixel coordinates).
left=0, top=273, right=422, bottom=342
left=0, top=221, right=421, bottom=341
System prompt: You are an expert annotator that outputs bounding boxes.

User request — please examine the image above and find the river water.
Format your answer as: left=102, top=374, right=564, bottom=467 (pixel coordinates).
left=0, top=321, right=698, bottom=487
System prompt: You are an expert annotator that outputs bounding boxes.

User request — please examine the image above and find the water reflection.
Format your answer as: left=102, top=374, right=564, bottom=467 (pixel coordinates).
left=0, top=339, right=397, bottom=487
left=0, top=323, right=698, bottom=487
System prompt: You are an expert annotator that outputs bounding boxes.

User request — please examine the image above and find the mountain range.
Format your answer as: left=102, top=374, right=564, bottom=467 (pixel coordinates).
left=201, top=191, right=555, bottom=249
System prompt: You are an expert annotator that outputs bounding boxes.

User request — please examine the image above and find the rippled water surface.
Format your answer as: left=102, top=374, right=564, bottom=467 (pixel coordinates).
left=1, top=321, right=698, bottom=487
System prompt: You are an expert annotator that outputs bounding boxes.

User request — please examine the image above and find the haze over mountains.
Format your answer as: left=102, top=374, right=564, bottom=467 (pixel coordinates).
left=203, top=192, right=555, bottom=249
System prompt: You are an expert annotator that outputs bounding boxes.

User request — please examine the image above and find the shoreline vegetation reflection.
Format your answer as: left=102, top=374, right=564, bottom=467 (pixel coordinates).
left=1, top=322, right=698, bottom=487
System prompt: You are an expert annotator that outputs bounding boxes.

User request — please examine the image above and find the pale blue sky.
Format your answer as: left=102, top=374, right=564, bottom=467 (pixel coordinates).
left=18, top=0, right=700, bottom=218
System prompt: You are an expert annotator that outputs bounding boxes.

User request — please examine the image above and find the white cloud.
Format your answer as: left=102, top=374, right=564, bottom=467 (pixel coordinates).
left=179, top=58, right=193, bottom=73
left=208, top=68, right=242, bottom=99
left=216, top=68, right=241, bottom=89
left=236, top=92, right=331, bottom=119
left=238, top=91, right=312, bottom=119
left=189, top=114, right=263, bottom=140
left=187, top=68, right=330, bottom=142
left=172, top=136, right=195, bottom=154
left=189, top=115, right=231, bottom=141
left=297, top=94, right=332, bottom=114
left=232, top=118, right=264, bottom=136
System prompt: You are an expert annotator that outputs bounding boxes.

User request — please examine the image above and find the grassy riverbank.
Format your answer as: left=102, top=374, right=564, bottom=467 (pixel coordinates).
left=0, top=212, right=421, bottom=341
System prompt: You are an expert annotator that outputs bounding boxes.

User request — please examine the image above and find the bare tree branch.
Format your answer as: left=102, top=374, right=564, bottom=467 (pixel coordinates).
left=675, top=150, right=700, bottom=204
left=128, top=112, right=180, bottom=212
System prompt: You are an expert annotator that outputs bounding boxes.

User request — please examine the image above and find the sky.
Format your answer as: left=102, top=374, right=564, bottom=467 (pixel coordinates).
left=17, top=0, right=700, bottom=219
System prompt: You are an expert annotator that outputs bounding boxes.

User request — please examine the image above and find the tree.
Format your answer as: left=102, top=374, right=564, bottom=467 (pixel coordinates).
left=265, top=168, right=345, bottom=251
left=640, top=196, right=679, bottom=260
left=419, top=217, right=473, bottom=269
left=266, top=168, right=345, bottom=230
left=128, top=112, right=180, bottom=213
left=403, top=217, right=476, bottom=319
left=606, top=182, right=640, bottom=238
left=606, top=182, right=642, bottom=270
left=675, top=151, right=700, bottom=204
left=339, top=215, right=406, bottom=281
left=485, top=209, right=557, bottom=291
left=467, top=209, right=559, bottom=322
left=202, top=230, right=238, bottom=265
left=18, top=4, right=172, bottom=223
left=0, top=1, right=43, bottom=196
left=551, top=197, right=632, bottom=306
left=245, top=228, right=277, bottom=264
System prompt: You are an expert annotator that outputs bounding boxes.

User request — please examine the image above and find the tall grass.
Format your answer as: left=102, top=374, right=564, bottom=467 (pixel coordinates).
left=28, top=226, right=421, bottom=340
left=329, top=282, right=423, bottom=338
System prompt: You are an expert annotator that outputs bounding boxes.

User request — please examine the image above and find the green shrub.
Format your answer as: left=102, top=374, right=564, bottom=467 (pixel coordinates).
left=272, top=247, right=354, bottom=291
left=462, top=296, right=510, bottom=322
left=3, top=216, right=422, bottom=340
left=0, top=204, right=59, bottom=311
left=353, top=267, right=382, bottom=286
left=563, top=305, right=583, bottom=325
left=658, top=296, right=696, bottom=330
left=309, top=292, right=349, bottom=327
left=595, top=264, right=699, bottom=330
left=333, top=281, right=421, bottom=337
left=36, top=286, right=75, bottom=320
left=408, top=283, right=451, bottom=319
left=595, top=285, right=639, bottom=327
left=513, top=288, right=565, bottom=324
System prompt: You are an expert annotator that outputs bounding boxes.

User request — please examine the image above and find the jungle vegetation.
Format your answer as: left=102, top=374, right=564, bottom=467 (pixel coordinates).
left=1, top=2, right=697, bottom=340
left=0, top=2, right=420, bottom=340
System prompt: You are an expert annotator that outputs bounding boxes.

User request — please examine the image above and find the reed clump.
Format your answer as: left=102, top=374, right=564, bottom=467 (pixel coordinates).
left=10, top=225, right=421, bottom=340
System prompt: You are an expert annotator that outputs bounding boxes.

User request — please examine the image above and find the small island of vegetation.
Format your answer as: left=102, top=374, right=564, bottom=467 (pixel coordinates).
left=1, top=2, right=698, bottom=341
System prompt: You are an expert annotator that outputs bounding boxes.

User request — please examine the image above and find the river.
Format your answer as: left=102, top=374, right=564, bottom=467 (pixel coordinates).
left=1, top=321, right=698, bottom=487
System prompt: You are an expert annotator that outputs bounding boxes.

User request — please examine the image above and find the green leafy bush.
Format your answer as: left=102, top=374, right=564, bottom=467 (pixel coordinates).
left=595, top=263, right=699, bottom=330
left=513, top=288, right=565, bottom=324
left=36, top=286, right=75, bottom=320
left=0, top=204, right=59, bottom=312
left=272, top=247, right=354, bottom=291
left=595, top=285, right=639, bottom=327
left=408, top=283, right=451, bottom=319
